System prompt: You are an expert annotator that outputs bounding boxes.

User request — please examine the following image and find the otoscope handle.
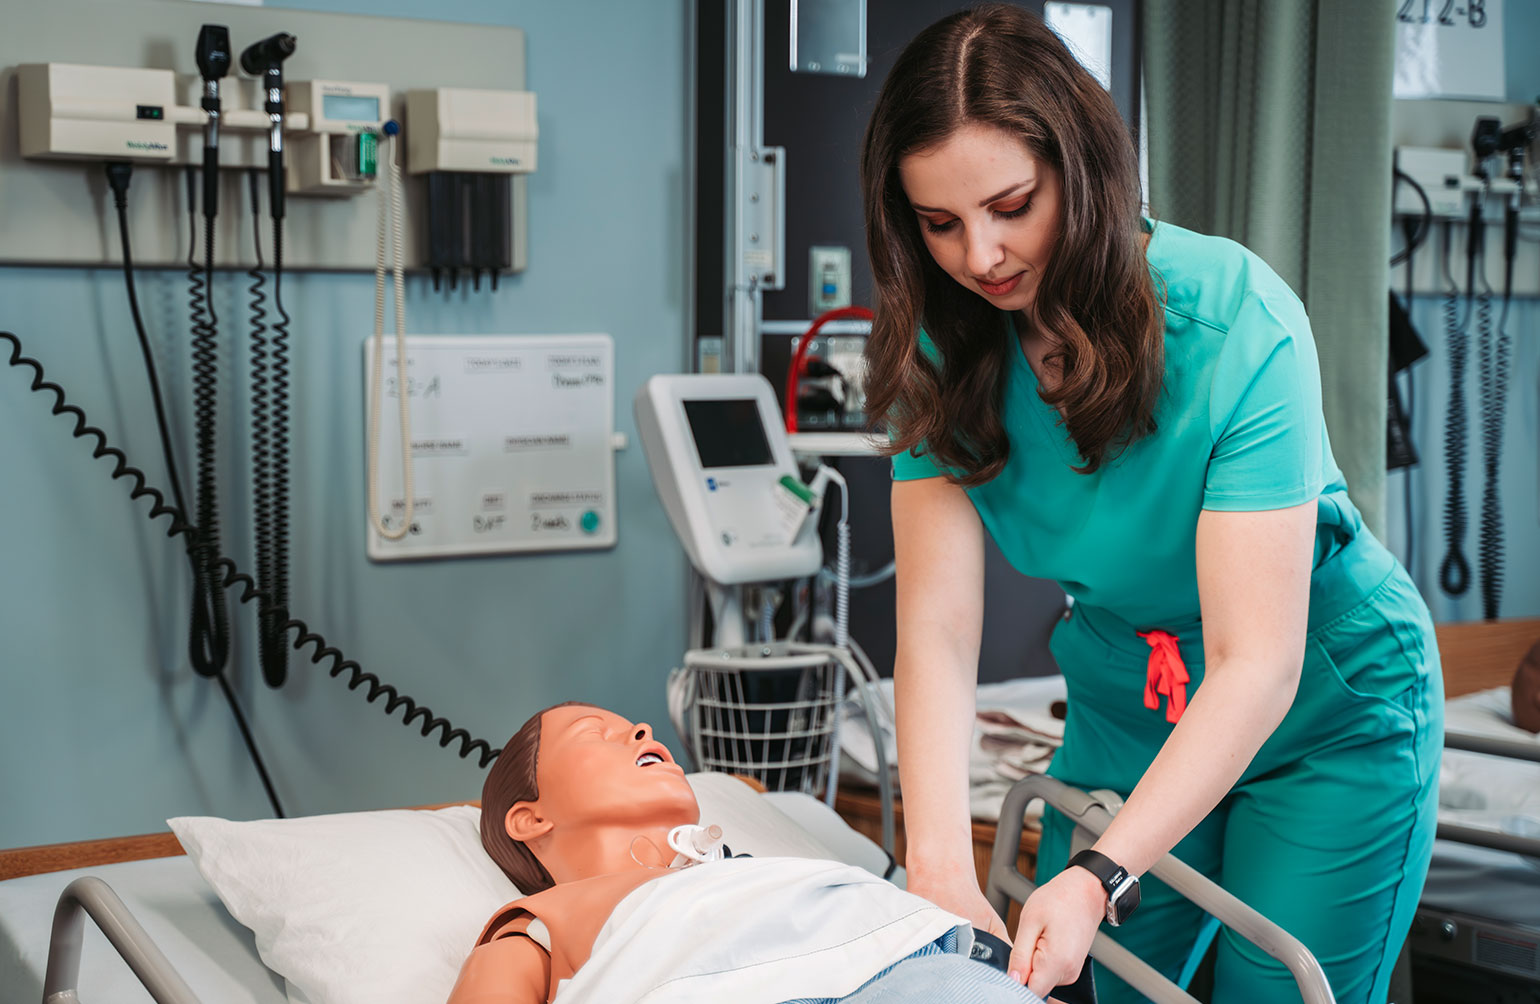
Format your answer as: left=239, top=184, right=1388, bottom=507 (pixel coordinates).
left=268, top=149, right=285, bottom=220
left=1465, top=195, right=1484, bottom=295
left=202, top=147, right=220, bottom=218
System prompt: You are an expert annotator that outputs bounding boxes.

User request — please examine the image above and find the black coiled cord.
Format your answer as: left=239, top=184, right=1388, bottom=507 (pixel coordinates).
left=183, top=167, right=234, bottom=673
left=264, top=215, right=293, bottom=689
left=187, top=179, right=232, bottom=674
left=247, top=170, right=280, bottom=686
left=1476, top=272, right=1512, bottom=621
left=1438, top=222, right=1472, bottom=597
left=1, top=328, right=500, bottom=770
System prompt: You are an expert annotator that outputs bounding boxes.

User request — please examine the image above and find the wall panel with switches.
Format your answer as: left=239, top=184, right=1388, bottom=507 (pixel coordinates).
left=808, top=245, right=851, bottom=314
left=0, top=0, right=533, bottom=276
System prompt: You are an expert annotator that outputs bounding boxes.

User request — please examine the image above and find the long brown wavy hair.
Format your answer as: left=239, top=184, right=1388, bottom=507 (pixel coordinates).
left=479, top=701, right=596, bottom=893
left=861, top=3, right=1163, bottom=482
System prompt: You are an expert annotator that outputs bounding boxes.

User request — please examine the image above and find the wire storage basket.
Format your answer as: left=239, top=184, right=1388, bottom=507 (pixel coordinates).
left=667, top=641, right=895, bottom=857
left=670, top=642, right=853, bottom=801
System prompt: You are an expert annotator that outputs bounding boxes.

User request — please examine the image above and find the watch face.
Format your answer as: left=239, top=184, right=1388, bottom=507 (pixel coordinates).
left=1109, top=874, right=1140, bottom=926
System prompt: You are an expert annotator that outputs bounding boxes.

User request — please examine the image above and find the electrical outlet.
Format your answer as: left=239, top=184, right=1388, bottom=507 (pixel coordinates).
left=809, top=245, right=851, bottom=315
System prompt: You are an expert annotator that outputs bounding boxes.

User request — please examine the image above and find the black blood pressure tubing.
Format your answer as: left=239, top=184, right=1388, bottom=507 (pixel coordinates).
left=241, top=32, right=297, bottom=688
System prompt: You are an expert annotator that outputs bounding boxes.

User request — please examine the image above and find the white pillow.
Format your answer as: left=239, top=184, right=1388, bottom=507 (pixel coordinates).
left=169, top=774, right=852, bottom=1004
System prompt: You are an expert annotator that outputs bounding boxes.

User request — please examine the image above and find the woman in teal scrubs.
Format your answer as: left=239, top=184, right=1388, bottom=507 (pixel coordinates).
left=861, top=7, right=1440, bottom=1003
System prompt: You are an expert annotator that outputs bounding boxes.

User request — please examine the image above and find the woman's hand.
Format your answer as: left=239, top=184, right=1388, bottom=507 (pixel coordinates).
left=1008, top=865, right=1106, bottom=996
left=905, top=860, right=1011, bottom=944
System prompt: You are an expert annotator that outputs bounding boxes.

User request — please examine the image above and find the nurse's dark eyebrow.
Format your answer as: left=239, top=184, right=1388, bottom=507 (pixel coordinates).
left=909, top=179, right=1036, bottom=215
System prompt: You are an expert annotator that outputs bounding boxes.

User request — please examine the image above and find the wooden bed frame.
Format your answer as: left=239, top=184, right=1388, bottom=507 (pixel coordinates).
left=2, top=621, right=1533, bottom=884
left=0, top=802, right=479, bottom=883
left=1434, top=617, right=1538, bottom=698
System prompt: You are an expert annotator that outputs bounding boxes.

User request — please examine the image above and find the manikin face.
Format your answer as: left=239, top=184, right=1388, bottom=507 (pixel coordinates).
left=898, top=122, right=1062, bottom=316
left=520, top=705, right=698, bottom=833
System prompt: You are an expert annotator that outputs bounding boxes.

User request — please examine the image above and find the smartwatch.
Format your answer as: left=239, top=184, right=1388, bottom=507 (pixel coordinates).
left=1068, top=849, right=1140, bottom=926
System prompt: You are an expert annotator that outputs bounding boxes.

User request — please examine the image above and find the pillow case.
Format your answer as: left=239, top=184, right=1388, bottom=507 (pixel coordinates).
left=169, top=773, right=851, bottom=1004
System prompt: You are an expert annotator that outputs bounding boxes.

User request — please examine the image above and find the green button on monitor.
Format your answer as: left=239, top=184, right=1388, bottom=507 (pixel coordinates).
left=580, top=510, right=601, bottom=534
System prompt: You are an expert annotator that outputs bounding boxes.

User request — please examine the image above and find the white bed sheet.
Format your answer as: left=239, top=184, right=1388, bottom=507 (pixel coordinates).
left=1424, top=686, right=1540, bottom=927
left=0, top=786, right=894, bottom=1004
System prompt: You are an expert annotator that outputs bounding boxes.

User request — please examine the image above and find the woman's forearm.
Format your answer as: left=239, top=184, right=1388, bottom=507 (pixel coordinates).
left=893, top=642, right=981, bottom=870
left=888, top=478, right=989, bottom=874
left=1090, top=656, right=1302, bottom=876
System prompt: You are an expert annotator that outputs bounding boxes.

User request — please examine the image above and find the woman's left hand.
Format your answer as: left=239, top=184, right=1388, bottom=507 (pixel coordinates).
left=1007, top=864, right=1107, bottom=997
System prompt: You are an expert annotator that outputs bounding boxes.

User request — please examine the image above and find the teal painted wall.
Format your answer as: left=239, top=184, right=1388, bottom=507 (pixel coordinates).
left=0, top=0, right=691, bottom=847
left=1506, top=0, right=1540, bottom=103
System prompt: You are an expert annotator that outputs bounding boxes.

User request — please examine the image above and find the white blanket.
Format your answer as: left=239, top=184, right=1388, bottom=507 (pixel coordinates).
left=552, top=856, right=967, bottom=1004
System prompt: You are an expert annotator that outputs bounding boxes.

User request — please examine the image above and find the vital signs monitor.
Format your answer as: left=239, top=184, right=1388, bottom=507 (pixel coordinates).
left=635, top=373, right=823, bottom=586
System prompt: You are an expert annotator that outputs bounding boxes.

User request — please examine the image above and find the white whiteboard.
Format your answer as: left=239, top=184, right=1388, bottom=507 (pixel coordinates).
left=364, top=334, right=617, bottom=560
left=1393, top=0, right=1506, bottom=101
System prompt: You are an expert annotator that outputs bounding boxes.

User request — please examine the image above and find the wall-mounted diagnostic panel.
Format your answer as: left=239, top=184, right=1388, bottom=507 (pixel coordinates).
left=364, top=335, right=617, bottom=561
left=0, top=0, right=535, bottom=272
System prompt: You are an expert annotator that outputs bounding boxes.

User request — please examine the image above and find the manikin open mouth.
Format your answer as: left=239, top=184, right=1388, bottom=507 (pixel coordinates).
left=636, top=752, right=666, bottom=767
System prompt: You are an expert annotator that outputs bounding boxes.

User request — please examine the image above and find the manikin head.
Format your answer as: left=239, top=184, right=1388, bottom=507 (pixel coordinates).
left=1514, top=642, right=1540, bottom=734
left=480, top=702, right=698, bottom=892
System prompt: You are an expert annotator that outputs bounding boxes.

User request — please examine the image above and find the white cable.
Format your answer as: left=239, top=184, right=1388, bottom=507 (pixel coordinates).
left=759, top=588, right=781, bottom=642
left=818, top=466, right=851, bottom=649
left=367, top=127, right=413, bottom=540
left=787, top=586, right=809, bottom=641
left=844, top=636, right=895, bottom=733
left=820, top=559, right=895, bottom=591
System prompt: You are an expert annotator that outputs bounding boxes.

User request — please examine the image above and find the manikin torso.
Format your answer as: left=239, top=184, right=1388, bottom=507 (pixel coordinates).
left=446, top=706, right=711, bottom=1004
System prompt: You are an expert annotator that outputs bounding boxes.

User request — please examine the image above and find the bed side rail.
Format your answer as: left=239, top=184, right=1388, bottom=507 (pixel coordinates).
left=1440, top=730, right=1540, bottom=856
left=985, top=775, right=1336, bottom=1004
left=1443, top=730, right=1540, bottom=763
left=42, top=876, right=201, bottom=1004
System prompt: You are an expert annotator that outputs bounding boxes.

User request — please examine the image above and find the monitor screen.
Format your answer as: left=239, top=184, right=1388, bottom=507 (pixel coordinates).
left=683, top=398, right=775, bottom=469
left=322, top=94, right=381, bottom=123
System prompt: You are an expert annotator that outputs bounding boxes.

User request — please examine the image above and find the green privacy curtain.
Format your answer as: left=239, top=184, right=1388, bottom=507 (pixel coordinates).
left=1143, top=0, right=1395, bottom=536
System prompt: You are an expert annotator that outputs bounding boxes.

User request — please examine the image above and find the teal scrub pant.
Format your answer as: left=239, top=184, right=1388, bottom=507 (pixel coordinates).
left=1035, top=529, right=1442, bottom=1004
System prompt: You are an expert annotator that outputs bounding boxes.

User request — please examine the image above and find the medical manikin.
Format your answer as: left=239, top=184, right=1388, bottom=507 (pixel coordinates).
left=1514, top=641, right=1540, bottom=734
left=447, top=702, right=1052, bottom=1004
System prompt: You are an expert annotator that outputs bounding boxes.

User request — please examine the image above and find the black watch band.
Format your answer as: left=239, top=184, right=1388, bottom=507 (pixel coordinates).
left=1068, top=849, right=1141, bottom=927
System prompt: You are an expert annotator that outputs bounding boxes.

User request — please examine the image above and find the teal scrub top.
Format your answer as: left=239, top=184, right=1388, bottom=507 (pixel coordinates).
left=891, top=219, right=1354, bottom=631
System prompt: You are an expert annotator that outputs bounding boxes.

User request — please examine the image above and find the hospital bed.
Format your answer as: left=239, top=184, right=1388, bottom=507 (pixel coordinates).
left=1405, top=618, right=1540, bottom=1001
left=0, top=771, right=1339, bottom=1004
left=1411, top=685, right=1540, bottom=1000
left=0, top=776, right=894, bottom=1004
